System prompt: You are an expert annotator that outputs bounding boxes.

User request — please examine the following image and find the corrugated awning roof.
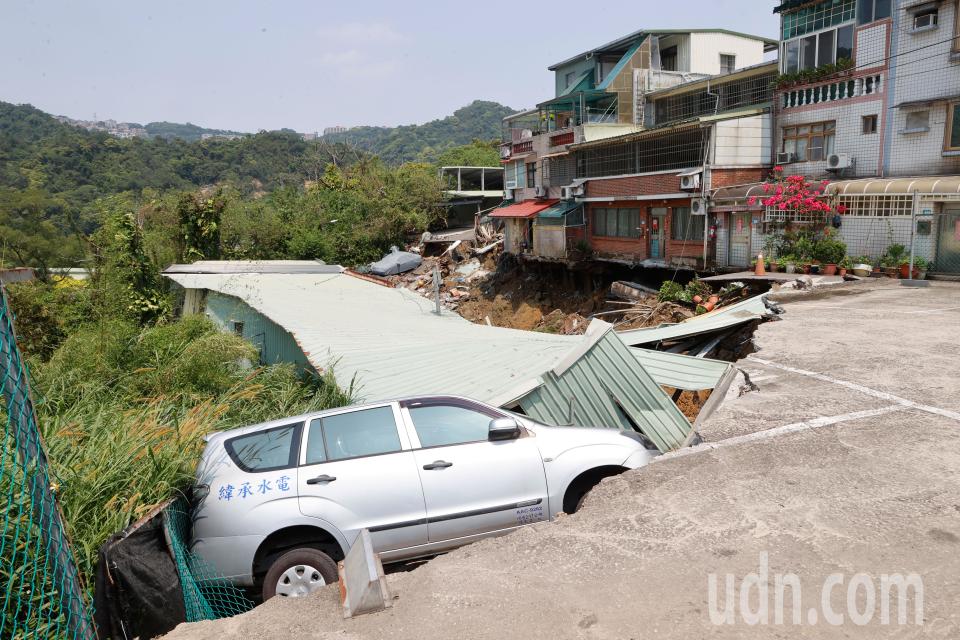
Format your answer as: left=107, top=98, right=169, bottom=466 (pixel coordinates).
left=711, top=182, right=769, bottom=201
left=632, top=348, right=733, bottom=391
left=619, top=294, right=771, bottom=346
left=163, top=271, right=698, bottom=451
left=537, top=200, right=582, bottom=219
left=825, top=176, right=960, bottom=196
left=490, top=199, right=559, bottom=218
left=163, top=261, right=343, bottom=275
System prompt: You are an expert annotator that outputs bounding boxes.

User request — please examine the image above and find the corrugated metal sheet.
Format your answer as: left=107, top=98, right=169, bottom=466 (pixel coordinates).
left=632, top=348, right=732, bottom=391
left=164, top=272, right=701, bottom=451
left=517, top=326, right=692, bottom=451
left=825, top=176, right=960, bottom=196
left=164, top=261, right=342, bottom=275
left=619, top=294, right=770, bottom=346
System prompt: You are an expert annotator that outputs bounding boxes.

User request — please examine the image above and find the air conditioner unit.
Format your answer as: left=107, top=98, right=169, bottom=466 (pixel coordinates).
left=504, top=188, right=514, bottom=200
left=561, top=184, right=585, bottom=200
left=690, top=197, right=709, bottom=216
left=499, top=145, right=511, bottom=159
left=826, top=153, right=853, bottom=170
left=679, top=173, right=701, bottom=190
left=913, top=12, right=937, bottom=29
left=534, top=185, right=548, bottom=198
left=776, top=152, right=795, bottom=165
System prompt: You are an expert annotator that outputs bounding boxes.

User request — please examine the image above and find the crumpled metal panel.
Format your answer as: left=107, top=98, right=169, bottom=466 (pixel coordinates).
left=618, top=294, right=770, bottom=346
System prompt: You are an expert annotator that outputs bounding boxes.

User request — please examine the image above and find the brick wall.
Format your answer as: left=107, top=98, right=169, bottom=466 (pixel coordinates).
left=712, top=168, right=767, bottom=188
left=585, top=173, right=681, bottom=198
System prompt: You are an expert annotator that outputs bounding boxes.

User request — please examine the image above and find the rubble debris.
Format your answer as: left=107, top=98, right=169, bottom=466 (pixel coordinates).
left=369, top=246, right=422, bottom=276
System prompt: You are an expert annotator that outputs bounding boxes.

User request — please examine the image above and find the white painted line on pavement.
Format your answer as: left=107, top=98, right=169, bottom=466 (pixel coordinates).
left=748, top=357, right=960, bottom=423
left=901, top=306, right=960, bottom=315
left=659, top=405, right=910, bottom=461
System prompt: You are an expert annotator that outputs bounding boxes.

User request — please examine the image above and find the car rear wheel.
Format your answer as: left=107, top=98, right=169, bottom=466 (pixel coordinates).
left=262, top=548, right=338, bottom=601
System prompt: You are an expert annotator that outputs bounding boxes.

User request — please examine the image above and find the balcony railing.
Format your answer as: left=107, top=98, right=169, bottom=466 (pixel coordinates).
left=781, top=73, right=882, bottom=109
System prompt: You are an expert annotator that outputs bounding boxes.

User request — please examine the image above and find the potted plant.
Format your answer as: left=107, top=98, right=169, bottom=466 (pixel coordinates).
left=838, top=256, right=850, bottom=278
left=881, top=244, right=907, bottom=277
left=813, top=230, right=846, bottom=276
left=809, top=261, right=821, bottom=275
left=780, top=256, right=793, bottom=274
left=913, top=256, right=929, bottom=279
left=851, top=255, right=873, bottom=277
left=768, top=256, right=780, bottom=272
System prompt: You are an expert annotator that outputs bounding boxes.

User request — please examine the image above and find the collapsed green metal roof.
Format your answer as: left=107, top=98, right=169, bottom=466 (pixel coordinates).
left=619, top=295, right=772, bottom=347
left=632, top=348, right=733, bottom=391
left=517, top=324, right=693, bottom=452
left=537, top=200, right=582, bottom=220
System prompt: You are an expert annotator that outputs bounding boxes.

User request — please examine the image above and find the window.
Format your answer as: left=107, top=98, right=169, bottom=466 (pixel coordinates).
left=782, top=121, right=836, bottom=161
left=318, top=406, right=401, bottom=461
left=592, top=207, right=640, bottom=238
left=408, top=403, right=499, bottom=448
left=858, top=0, right=891, bottom=24
left=954, top=0, right=960, bottom=52
left=862, top=114, right=878, bottom=134
left=661, top=46, right=678, bottom=71
left=671, top=206, right=704, bottom=242
left=565, top=71, right=576, bottom=88
left=782, top=0, right=856, bottom=39
left=782, top=23, right=854, bottom=72
left=232, top=320, right=244, bottom=336
left=513, top=160, right=526, bottom=189
left=719, top=54, right=736, bottom=74
left=904, top=110, right=930, bottom=133
left=526, top=163, right=536, bottom=188
left=947, top=103, right=960, bottom=150
left=225, top=424, right=299, bottom=472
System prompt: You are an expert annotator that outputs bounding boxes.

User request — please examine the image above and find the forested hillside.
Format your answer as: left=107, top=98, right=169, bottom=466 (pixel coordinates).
left=323, top=100, right=516, bottom=164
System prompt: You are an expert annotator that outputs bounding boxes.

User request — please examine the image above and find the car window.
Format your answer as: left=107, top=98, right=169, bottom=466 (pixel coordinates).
left=225, top=424, right=298, bottom=472
left=320, top=406, right=401, bottom=461
left=409, top=404, right=495, bottom=448
left=305, top=418, right=327, bottom=464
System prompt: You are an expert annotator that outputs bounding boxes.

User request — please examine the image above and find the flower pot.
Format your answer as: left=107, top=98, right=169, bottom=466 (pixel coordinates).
left=810, top=264, right=821, bottom=274
left=882, top=267, right=897, bottom=278
left=852, top=264, right=872, bottom=277
left=802, top=264, right=811, bottom=274
left=768, top=262, right=779, bottom=272
left=785, top=263, right=796, bottom=274
left=918, top=270, right=927, bottom=280
left=898, top=263, right=911, bottom=279
left=702, top=301, right=716, bottom=312
left=839, top=268, right=847, bottom=277
left=693, top=295, right=703, bottom=304
left=823, top=264, right=837, bottom=276
left=708, top=295, right=719, bottom=306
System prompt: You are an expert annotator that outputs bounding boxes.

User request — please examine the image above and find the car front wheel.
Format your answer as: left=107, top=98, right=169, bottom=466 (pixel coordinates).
left=262, top=548, right=338, bottom=601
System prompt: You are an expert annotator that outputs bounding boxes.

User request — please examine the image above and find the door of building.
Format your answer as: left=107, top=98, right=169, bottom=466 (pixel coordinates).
left=936, top=206, right=960, bottom=274
left=650, top=208, right=667, bottom=259
left=728, top=212, right=752, bottom=268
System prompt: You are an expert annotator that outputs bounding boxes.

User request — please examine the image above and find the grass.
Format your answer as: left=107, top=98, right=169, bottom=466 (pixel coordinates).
left=2, top=310, right=351, bottom=635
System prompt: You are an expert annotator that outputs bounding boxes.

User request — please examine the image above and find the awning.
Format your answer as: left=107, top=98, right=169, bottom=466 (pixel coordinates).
left=537, top=200, right=582, bottom=220
left=489, top=199, right=559, bottom=219
left=711, top=182, right=769, bottom=201
left=825, top=176, right=960, bottom=196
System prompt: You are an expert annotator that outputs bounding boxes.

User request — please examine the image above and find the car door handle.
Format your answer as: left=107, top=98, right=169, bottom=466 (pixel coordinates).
left=306, top=474, right=337, bottom=484
left=422, top=460, right=453, bottom=470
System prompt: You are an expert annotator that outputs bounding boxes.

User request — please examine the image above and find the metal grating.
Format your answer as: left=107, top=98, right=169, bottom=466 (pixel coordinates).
left=654, top=73, right=776, bottom=126
left=576, top=128, right=709, bottom=179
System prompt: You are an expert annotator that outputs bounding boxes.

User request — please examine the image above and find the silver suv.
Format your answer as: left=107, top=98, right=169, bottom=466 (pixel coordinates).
left=192, top=395, right=657, bottom=600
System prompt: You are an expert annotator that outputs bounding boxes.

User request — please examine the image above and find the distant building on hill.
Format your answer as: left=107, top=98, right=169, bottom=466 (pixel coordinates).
left=323, top=126, right=349, bottom=135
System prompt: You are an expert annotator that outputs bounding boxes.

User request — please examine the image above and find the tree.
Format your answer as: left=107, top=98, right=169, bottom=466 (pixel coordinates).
left=177, top=190, right=225, bottom=261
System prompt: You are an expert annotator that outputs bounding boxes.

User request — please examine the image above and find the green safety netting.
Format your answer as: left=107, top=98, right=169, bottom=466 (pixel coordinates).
left=163, top=497, right=254, bottom=622
left=1, top=285, right=96, bottom=640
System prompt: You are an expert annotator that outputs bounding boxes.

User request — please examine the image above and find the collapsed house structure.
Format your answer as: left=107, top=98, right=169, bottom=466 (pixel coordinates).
left=162, top=261, right=769, bottom=453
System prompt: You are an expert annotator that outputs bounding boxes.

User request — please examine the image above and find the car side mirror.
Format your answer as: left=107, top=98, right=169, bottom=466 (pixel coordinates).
left=488, top=417, right=521, bottom=441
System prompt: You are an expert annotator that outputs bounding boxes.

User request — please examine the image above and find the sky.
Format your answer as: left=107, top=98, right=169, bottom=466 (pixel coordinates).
left=1, top=0, right=779, bottom=133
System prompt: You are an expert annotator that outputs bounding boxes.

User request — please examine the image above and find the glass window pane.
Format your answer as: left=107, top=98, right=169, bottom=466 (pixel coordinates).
left=818, top=30, right=836, bottom=66
left=906, top=110, right=930, bottom=130
left=875, top=0, right=891, bottom=20
left=226, top=425, right=297, bottom=471
left=836, top=25, right=854, bottom=61
left=799, top=126, right=810, bottom=135
left=593, top=209, right=606, bottom=236
left=785, top=40, right=800, bottom=73
left=322, top=406, right=400, bottom=461
left=825, top=133, right=836, bottom=155
left=306, top=419, right=327, bottom=464
left=784, top=138, right=797, bottom=155
left=796, top=137, right=809, bottom=161
left=951, top=105, right=960, bottom=148
left=809, top=137, right=825, bottom=161
left=801, top=35, right=817, bottom=70
left=410, top=404, right=496, bottom=448
left=618, top=209, right=632, bottom=237
left=858, top=0, right=873, bottom=24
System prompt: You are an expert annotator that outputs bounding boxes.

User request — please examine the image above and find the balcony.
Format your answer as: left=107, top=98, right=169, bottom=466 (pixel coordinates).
left=780, top=73, right=882, bottom=109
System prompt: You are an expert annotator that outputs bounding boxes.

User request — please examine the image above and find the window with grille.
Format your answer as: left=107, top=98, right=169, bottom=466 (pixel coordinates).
left=836, top=195, right=914, bottom=216
left=592, top=207, right=641, bottom=238
left=720, top=54, right=736, bottom=74
left=653, top=74, right=775, bottom=125
left=858, top=0, right=891, bottom=25
left=862, top=114, right=878, bottom=134
left=671, top=207, right=704, bottom=241
left=904, top=110, right=930, bottom=133
left=781, top=0, right=856, bottom=39
left=577, top=128, right=708, bottom=178
left=782, top=121, right=836, bottom=161
left=945, top=103, right=960, bottom=150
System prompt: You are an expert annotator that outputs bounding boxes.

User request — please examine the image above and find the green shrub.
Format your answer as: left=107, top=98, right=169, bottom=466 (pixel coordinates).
left=657, top=281, right=684, bottom=302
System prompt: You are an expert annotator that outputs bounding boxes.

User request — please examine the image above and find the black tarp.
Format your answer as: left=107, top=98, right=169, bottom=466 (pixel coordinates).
left=94, top=500, right=185, bottom=639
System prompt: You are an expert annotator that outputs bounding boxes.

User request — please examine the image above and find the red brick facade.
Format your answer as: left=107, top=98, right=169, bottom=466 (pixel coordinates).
left=711, top=168, right=767, bottom=188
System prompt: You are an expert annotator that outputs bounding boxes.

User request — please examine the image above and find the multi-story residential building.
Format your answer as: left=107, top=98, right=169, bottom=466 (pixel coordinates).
left=323, top=126, right=349, bottom=135
left=769, top=0, right=960, bottom=274
left=495, top=28, right=776, bottom=261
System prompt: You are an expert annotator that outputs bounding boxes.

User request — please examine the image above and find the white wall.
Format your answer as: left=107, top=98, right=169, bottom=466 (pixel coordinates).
left=689, top=32, right=766, bottom=75
left=855, top=22, right=888, bottom=71
left=886, top=0, right=960, bottom=176
left=713, top=115, right=772, bottom=166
